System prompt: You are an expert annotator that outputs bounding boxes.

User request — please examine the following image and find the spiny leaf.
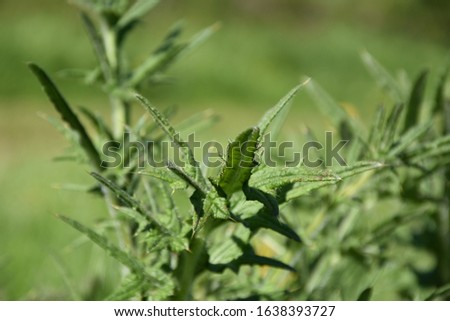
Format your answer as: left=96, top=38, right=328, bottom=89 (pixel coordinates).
left=91, top=172, right=141, bottom=209
left=127, top=23, right=218, bottom=88
left=404, top=70, right=428, bottom=132
left=115, top=206, right=149, bottom=234
left=361, top=51, right=404, bottom=102
left=139, top=167, right=187, bottom=190
left=126, top=22, right=184, bottom=87
left=189, top=188, right=230, bottom=234
left=218, top=127, right=260, bottom=197
left=117, top=0, right=159, bottom=30
left=128, top=44, right=185, bottom=87
left=58, top=215, right=146, bottom=275
left=106, top=275, right=150, bottom=301
left=249, top=166, right=339, bottom=193
left=203, top=189, right=229, bottom=220
left=29, top=63, right=102, bottom=170
left=285, top=162, right=383, bottom=201
left=334, top=161, right=384, bottom=179
left=258, top=82, right=307, bottom=135
left=136, top=94, right=198, bottom=169
left=92, top=173, right=170, bottom=233
left=167, top=161, right=206, bottom=193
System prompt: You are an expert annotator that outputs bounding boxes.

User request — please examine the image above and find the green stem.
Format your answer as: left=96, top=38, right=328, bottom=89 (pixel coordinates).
left=110, top=96, right=128, bottom=138
left=100, top=18, right=128, bottom=138
left=173, top=236, right=206, bottom=300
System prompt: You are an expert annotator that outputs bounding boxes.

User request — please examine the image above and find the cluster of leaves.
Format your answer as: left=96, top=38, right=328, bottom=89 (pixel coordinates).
left=257, top=53, right=450, bottom=300
left=30, top=0, right=449, bottom=300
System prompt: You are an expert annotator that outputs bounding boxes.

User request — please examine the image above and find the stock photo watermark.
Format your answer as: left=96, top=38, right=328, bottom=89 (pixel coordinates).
left=100, top=132, right=348, bottom=169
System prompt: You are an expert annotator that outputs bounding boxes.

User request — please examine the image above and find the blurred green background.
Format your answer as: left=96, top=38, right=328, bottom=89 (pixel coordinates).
left=0, top=0, right=448, bottom=299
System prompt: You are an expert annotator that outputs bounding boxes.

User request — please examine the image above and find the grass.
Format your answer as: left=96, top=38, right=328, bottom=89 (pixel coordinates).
left=0, top=0, right=448, bottom=300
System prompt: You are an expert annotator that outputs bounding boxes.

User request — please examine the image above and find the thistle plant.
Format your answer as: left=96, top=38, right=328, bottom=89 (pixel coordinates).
left=30, top=0, right=450, bottom=300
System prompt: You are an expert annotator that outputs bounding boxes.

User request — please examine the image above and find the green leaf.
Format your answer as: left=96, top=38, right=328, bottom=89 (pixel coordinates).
left=58, top=215, right=146, bottom=275
left=218, top=127, right=260, bottom=197
left=106, top=275, right=150, bottom=300
left=189, top=188, right=230, bottom=234
left=29, top=63, right=102, bottom=170
left=91, top=172, right=141, bottom=209
left=258, top=82, right=307, bottom=135
left=139, top=167, right=187, bottom=190
left=127, top=44, right=185, bottom=87
left=388, top=123, right=431, bottom=158
left=117, top=0, right=159, bottom=30
left=93, top=171, right=171, bottom=233
left=249, top=166, right=339, bottom=194
left=404, top=70, right=428, bottom=132
left=203, top=189, right=229, bottom=220
left=286, top=162, right=383, bottom=201
left=361, top=51, right=404, bottom=102
left=127, top=23, right=218, bottom=88
left=167, top=161, right=206, bottom=193
left=381, top=103, right=403, bottom=151
left=115, top=206, right=149, bottom=234
left=334, top=161, right=384, bottom=179
left=367, top=106, right=385, bottom=154
left=136, top=94, right=198, bottom=169
left=81, top=13, right=111, bottom=80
